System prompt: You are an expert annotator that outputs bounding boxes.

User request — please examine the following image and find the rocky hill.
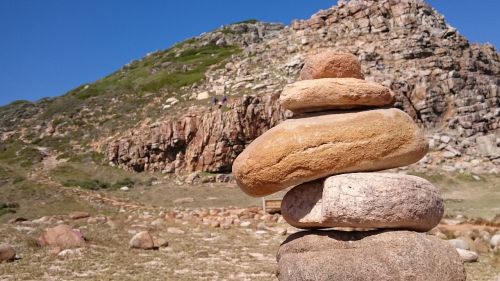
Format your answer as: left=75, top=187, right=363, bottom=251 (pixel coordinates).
left=1, top=0, right=499, bottom=176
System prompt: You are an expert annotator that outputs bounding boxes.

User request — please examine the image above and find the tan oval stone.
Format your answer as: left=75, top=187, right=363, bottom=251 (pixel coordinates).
left=129, top=231, right=155, bottom=250
left=280, top=78, right=394, bottom=113
left=299, top=52, right=364, bottom=80
left=0, top=244, right=16, bottom=263
left=277, top=230, right=466, bottom=281
left=39, top=224, right=85, bottom=249
left=282, top=173, right=444, bottom=231
left=232, top=108, right=428, bottom=197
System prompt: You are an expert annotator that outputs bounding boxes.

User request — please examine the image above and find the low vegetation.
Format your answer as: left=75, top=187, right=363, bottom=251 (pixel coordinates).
left=0, top=202, right=18, bottom=217
left=66, top=43, right=240, bottom=102
left=0, top=141, right=44, bottom=168
left=49, top=163, right=145, bottom=191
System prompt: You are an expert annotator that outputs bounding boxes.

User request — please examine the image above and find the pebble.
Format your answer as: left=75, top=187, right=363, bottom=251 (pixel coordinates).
left=448, top=238, right=470, bottom=250
left=167, top=227, right=185, bottom=235
left=455, top=248, right=478, bottom=263
left=0, top=244, right=16, bottom=263
left=491, top=234, right=500, bottom=248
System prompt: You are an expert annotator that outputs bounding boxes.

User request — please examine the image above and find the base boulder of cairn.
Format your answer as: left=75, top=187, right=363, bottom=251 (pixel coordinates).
left=277, top=230, right=466, bottom=281
left=281, top=173, right=444, bottom=231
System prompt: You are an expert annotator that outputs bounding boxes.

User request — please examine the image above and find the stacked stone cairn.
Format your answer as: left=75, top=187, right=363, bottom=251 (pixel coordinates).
left=232, top=51, right=466, bottom=281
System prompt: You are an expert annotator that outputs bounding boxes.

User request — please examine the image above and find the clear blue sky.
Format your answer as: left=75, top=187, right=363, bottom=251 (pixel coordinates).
left=0, top=0, right=498, bottom=107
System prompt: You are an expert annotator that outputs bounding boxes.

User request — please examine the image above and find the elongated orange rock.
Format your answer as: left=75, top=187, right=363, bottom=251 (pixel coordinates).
left=280, top=78, right=394, bottom=113
left=232, top=108, right=428, bottom=197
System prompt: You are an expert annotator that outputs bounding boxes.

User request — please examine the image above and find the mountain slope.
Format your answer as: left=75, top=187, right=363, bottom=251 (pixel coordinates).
left=1, top=0, right=499, bottom=175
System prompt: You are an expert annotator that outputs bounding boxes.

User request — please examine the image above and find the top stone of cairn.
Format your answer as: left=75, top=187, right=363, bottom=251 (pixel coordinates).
left=299, top=51, right=364, bottom=80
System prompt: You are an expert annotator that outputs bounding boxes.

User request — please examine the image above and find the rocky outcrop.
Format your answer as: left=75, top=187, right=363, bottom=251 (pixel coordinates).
left=290, top=0, right=499, bottom=139
left=107, top=94, right=286, bottom=173
left=106, top=0, right=499, bottom=174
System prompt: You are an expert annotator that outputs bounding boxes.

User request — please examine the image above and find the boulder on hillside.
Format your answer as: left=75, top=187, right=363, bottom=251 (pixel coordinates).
left=39, top=224, right=85, bottom=249
left=129, top=231, right=155, bottom=250
left=0, top=244, right=16, bottom=263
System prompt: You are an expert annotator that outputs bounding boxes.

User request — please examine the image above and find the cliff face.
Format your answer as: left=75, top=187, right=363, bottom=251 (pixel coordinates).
left=107, top=0, right=499, bottom=174
left=107, top=94, right=286, bottom=173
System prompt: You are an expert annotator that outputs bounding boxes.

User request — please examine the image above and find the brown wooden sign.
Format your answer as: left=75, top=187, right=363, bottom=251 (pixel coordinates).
left=262, top=198, right=282, bottom=214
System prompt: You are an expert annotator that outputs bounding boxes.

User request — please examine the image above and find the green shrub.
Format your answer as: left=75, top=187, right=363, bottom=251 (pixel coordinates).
left=41, top=96, right=82, bottom=118
left=12, top=175, right=25, bottom=184
left=7, top=100, right=33, bottom=106
left=62, top=177, right=136, bottom=190
left=0, top=202, right=18, bottom=216
left=113, top=177, right=135, bottom=188
left=62, top=179, right=111, bottom=190
left=0, top=141, right=44, bottom=167
left=234, top=19, right=259, bottom=24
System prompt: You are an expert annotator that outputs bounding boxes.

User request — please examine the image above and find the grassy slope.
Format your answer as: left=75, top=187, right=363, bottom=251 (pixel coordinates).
left=0, top=40, right=241, bottom=166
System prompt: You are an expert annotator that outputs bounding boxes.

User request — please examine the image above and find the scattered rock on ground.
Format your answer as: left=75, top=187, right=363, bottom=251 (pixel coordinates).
left=448, top=238, right=470, bottom=250
left=129, top=231, right=155, bottom=250
left=57, top=248, right=83, bottom=259
left=0, top=244, right=16, bottom=263
left=153, top=238, right=169, bottom=248
left=39, top=224, right=85, bottom=249
left=456, top=248, right=479, bottom=263
left=69, top=211, right=90, bottom=220
left=167, top=227, right=185, bottom=235
left=174, top=197, right=194, bottom=204
left=491, top=234, right=500, bottom=248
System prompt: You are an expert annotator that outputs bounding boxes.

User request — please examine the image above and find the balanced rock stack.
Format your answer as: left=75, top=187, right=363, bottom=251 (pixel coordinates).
left=233, top=51, right=466, bottom=281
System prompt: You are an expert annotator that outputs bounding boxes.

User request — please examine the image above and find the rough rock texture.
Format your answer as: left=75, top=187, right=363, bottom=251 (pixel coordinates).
left=281, top=173, right=444, bottom=231
left=107, top=94, right=286, bottom=173
left=0, top=244, right=16, bottom=263
left=105, top=0, right=499, bottom=174
left=233, top=108, right=428, bottom=197
left=299, top=52, right=364, bottom=80
left=129, top=231, right=155, bottom=250
left=39, top=224, right=86, bottom=249
left=280, top=78, right=394, bottom=112
left=277, top=230, right=466, bottom=281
